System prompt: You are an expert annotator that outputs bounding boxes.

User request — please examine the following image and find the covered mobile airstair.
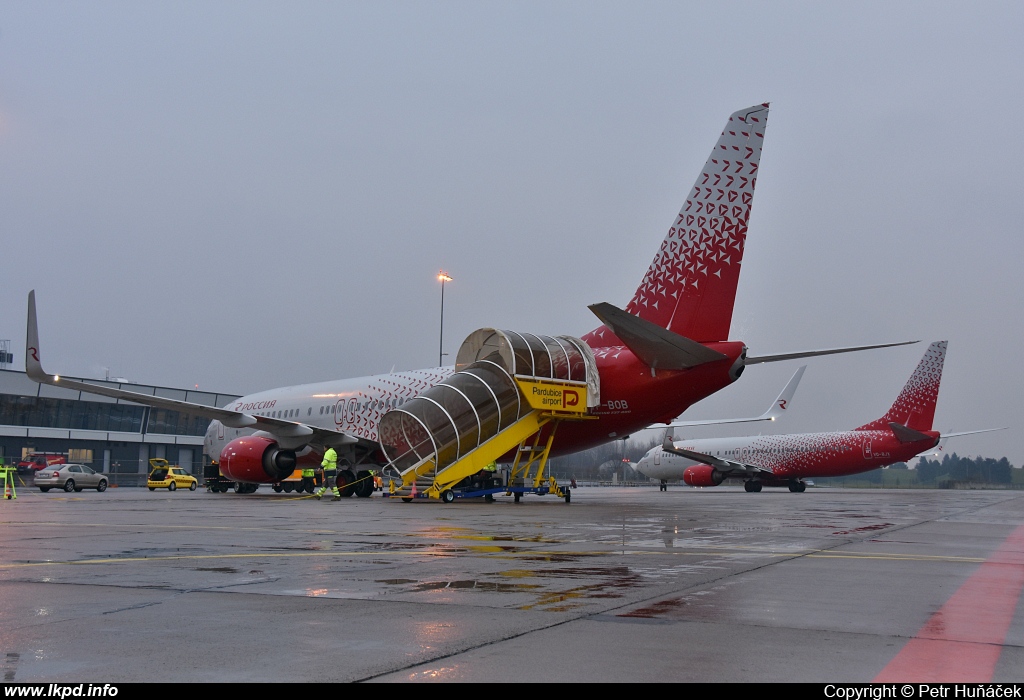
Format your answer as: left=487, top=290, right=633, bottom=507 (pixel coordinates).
left=379, top=329, right=600, bottom=502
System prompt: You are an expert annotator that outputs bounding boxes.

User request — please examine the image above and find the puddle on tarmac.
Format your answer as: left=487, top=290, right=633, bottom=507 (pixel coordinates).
left=376, top=578, right=540, bottom=593
left=375, top=565, right=640, bottom=609
left=619, top=597, right=689, bottom=618
left=193, top=567, right=238, bottom=574
left=361, top=542, right=466, bottom=554
left=831, top=523, right=894, bottom=535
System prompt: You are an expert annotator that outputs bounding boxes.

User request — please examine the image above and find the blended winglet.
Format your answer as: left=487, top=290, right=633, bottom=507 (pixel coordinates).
left=666, top=364, right=805, bottom=428
left=23, top=291, right=359, bottom=446
left=26, top=290, right=48, bottom=383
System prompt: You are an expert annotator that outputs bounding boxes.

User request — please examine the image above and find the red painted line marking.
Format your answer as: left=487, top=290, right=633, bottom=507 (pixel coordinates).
left=874, top=523, right=1024, bottom=682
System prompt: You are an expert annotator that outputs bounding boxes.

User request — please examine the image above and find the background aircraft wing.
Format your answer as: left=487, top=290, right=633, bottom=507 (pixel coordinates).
left=25, top=291, right=359, bottom=447
left=667, top=365, right=805, bottom=428
left=661, top=434, right=772, bottom=478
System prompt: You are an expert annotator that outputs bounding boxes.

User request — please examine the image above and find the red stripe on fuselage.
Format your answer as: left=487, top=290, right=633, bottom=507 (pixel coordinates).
left=874, top=523, right=1024, bottom=682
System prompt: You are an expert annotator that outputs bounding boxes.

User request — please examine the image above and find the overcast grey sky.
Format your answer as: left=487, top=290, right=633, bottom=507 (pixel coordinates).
left=1, top=1, right=1021, bottom=465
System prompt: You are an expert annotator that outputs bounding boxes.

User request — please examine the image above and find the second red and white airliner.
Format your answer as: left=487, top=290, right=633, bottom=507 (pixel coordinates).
left=637, top=341, right=1002, bottom=492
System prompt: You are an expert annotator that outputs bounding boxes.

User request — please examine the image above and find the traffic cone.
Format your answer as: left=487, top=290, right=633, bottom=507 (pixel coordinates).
left=410, top=481, right=417, bottom=499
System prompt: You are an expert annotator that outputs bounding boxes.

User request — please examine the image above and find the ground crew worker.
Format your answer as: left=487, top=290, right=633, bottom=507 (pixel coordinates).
left=315, top=446, right=340, bottom=501
left=475, top=461, right=498, bottom=488
left=300, top=465, right=316, bottom=494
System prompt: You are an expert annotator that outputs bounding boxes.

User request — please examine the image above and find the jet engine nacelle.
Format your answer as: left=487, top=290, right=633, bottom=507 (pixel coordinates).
left=219, top=435, right=297, bottom=483
left=682, top=464, right=725, bottom=487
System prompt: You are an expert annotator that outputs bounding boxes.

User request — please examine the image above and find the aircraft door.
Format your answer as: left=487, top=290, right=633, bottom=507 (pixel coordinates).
left=335, top=399, right=345, bottom=427
left=862, top=439, right=873, bottom=459
left=654, top=451, right=661, bottom=465
left=341, top=398, right=358, bottom=427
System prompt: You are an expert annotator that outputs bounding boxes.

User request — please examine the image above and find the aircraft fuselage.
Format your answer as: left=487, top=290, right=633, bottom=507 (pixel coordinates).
left=204, top=341, right=747, bottom=468
left=636, top=429, right=940, bottom=485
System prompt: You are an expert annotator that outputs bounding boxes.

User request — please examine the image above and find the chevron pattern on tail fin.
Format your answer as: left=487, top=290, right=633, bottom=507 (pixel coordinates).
left=857, top=341, right=947, bottom=432
left=585, top=104, right=769, bottom=348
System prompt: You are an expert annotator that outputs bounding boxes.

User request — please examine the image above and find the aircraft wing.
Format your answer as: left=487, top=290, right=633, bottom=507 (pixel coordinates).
left=25, top=291, right=359, bottom=448
left=661, top=434, right=773, bottom=478
left=667, top=365, right=805, bottom=428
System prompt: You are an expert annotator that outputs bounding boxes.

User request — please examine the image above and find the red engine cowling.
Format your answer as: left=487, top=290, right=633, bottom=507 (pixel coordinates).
left=219, top=436, right=299, bottom=483
left=683, top=464, right=725, bottom=487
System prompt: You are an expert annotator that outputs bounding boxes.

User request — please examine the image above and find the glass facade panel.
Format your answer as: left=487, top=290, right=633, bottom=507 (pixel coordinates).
left=0, top=395, right=148, bottom=432
left=0, top=394, right=213, bottom=436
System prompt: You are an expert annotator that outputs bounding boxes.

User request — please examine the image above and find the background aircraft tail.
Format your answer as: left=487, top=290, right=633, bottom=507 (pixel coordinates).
left=584, top=103, right=769, bottom=347
left=856, top=341, right=947, bottom=432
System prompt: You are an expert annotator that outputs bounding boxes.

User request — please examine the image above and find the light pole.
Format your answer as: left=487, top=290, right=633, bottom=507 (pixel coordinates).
left=438, top=271, right=452, bottom=367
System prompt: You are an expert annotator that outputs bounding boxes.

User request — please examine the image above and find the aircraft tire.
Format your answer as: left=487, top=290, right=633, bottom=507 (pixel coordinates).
left=744, top=481, right=762, bottom=493
left=355, top=470, right=374, bottom=498
left=337, top=470, right=356, bottom=497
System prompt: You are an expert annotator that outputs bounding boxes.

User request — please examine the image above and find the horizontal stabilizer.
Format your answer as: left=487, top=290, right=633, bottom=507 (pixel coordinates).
left=888, top=422, right=933, bottom=444
left=588, top=302, right=727, bottom=370
left=941, top=427, right=1007, bottom=439
left=746, top=340, right=918, bottom=365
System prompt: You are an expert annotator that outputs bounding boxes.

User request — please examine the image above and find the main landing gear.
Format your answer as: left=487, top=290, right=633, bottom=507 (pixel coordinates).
left=744, top=480, right=762, bottom=493
left=788, top=481, right=806, bottom=493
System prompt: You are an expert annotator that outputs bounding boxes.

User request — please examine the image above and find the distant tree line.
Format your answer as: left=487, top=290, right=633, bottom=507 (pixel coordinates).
left=814, top=452, right=1019, bottom=488
left=912, top=452, right=1015, bottom=485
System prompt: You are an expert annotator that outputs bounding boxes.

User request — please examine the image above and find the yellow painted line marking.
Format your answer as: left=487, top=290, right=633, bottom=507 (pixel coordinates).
left=0, top=521, right=338, bottom=535
left=0, top=547, right=985, bottom=570
left=0, top=550, right=450, bottom=569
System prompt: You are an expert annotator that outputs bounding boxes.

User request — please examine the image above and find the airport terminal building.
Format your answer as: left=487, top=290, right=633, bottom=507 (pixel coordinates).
left=0, top=369, right=239, bottom=485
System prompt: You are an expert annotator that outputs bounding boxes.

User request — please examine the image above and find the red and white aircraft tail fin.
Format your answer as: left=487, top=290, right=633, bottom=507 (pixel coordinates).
left=583, top=103, right=769, bottom=348
left=857, top=341, right=947, bottom=432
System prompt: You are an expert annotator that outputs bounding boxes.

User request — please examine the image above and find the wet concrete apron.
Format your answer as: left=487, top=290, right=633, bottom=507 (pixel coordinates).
left=1, top=487, right=1021, bottom=682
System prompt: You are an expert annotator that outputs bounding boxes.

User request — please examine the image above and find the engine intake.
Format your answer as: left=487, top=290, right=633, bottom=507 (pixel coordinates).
left=682, top=464, right=726, bottom=487
left=220, top=436, right=297, bottom=483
